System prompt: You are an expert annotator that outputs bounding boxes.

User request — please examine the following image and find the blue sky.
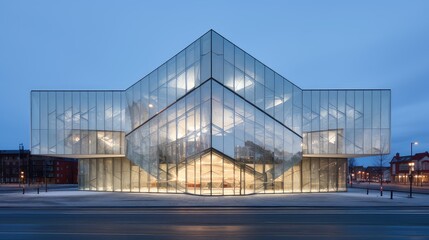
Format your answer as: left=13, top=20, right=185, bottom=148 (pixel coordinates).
left=1, top=0, right=428, bottom=165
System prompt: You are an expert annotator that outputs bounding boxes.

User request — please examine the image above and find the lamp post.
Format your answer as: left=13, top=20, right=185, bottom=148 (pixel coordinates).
left=408, top=162, right=415, bottom=198
left=411, top=141, right=418, bottom=186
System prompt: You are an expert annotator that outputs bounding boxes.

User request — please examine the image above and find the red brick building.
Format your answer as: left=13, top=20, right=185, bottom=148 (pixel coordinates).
left=0, top=150, right=31, bottom=183
left=390, top=151, right=429, bottom=185
left=350, top=165, right=390, bottom=183
left=52, top=159, right=78, bottom=184
left=0, top=150, right=77, bottom=184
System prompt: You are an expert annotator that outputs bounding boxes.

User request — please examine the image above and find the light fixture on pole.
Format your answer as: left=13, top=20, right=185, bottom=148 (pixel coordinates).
left=411, top=141, right=418, bottom=186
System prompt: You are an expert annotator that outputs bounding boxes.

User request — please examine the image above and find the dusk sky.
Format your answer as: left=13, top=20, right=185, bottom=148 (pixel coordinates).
left=1, top=0, right=428, bottom=165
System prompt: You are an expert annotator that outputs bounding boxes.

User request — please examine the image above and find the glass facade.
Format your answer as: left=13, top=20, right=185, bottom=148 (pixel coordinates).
left=211, top=31, right=302, bottom=135
left=126, top=81, right=212, bottom=193
left=31, top=91, right=126, bottom=156
left=31, top=30, right=391, bottom=195
left=302, top=90, right=391, bottom=156
left=78, top=154, right=347, bottom=194
left=125, top=31, right=211, bottom=131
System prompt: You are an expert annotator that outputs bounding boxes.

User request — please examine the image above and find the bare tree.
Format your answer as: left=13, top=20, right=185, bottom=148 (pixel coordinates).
left=372, top=142, right=391, bottom=192
left=373, top=139, right=390, bottom=196
left=372, top=154, right=390, bottom=184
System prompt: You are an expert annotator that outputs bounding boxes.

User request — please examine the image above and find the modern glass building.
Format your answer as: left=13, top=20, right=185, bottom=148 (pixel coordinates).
left=31, top=30, right=391, bottom=195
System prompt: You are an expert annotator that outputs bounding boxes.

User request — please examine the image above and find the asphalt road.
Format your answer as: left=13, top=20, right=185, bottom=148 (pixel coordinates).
left=1, top=206, right=428, bottom=240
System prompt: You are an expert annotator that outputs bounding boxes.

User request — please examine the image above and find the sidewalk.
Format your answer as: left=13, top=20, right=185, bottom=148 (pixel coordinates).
left=1, top=187, right=429, bottom=208
left=0, top=183, right=77, bottom=194
left=350, top=181, right=429, bottom=194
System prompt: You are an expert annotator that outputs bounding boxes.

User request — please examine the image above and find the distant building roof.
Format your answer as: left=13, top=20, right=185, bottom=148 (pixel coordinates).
left=365, top=166, right=389, bottom=173
left=391, top=151, right=429, bottom=163
left=413, top=151, right=429, bottom=161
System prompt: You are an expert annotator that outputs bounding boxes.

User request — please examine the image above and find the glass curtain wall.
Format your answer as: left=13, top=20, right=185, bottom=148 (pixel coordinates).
left=301, top=157, right=347, bottom=192
left=31, top=91, right=126, bottom=155
left=302, top=90, right=391, bottom=155
left=79, top=158, right=135, bottom=192
left=211, top=81, right=302, bottom=194
left=78, top=156, right=346, bottom=194
left=125, top=31, right=211, bottom=132
left=126, top=81, right=212, bottom=192
left=125, top=79, right=304, bottom=195
left=211, top=31, right=302, bottom=136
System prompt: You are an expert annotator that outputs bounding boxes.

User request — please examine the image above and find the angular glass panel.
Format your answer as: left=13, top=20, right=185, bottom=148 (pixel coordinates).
left=265, top=67, right=274, bottom=91
left=381, top=90, right=390, bottom=129
left=310, top=158, right=320, bottom=192
left=177, top=50, right=186, bottom=74
left=292, top=163, right=301, bottom=192
left=234, top=47, right=244, bottom=71
left=121, top=158, right=131, bottom=192
left=31, top=92, right=40, bottom=130
left=224, top=61, right=234, bottom=90
left=245, top=53, right=255, bottom=78
left=234, top=68, right=245, bottom=97
left=338, top=159, right=347, bottom=191
left=177, top=71, right=186, bottom=98
left=302, top=158, right=311, bottom=192
left=328, top=159, right=338, bottom=191
left=212, top=31, right=223, bottom=54
left=244, top=75, right=255, bottom=103
left=224, top=39, right=234, bottom=64
left=186, top=43, right=196, bottom=68
left=319, top=158, right=329, bottom=192
left=96, top=158, right=105, bottom=191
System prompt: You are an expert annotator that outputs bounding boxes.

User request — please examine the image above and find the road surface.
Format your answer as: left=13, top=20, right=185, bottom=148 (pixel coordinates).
left=1, top=206, right=428, bottom=239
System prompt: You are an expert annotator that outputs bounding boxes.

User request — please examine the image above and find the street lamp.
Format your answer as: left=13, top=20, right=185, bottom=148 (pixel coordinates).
left=408, top=162, right=415, bottom=198
left=411, top=141, right=418, bottom=186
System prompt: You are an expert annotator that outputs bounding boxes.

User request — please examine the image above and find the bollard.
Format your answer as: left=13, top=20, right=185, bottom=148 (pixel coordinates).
left=380, top=186, right=383, bottom=196
left=22, top=187, right=25, bottom=194
left=366, top=188, right=369, bottom=195
left=390, top=190, right=393, bottom=199
left=37, top=187, right=39, bottom=194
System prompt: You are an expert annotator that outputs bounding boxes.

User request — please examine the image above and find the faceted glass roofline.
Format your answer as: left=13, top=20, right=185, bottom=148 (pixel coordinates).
left=210, top=30, right=303, bottom=136
left=124, top=30, right=304, bottom=137
left=124, top=30, right=302, bottom=95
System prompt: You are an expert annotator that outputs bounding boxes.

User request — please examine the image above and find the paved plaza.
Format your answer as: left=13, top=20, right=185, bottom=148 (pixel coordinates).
left=1, top=184, right=429, bottom=208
